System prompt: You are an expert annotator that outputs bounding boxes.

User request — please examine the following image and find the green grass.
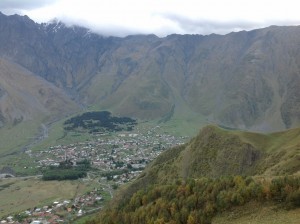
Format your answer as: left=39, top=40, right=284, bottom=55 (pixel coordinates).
left=233, top=126, right=300, bottom=153
left=0, top=178, right=99, bottom=218
left=0, top=119, right=42, bottom=156
left=190, top=125, right=300, bottom=177
left=120, top=125, right=300, bottom=200
left=134, top=114, right=208, bottom=138
left=0, top=153, right=38, bottom=176
left=74, top=213, right=98, bottom=224
left=30, top=117, right=94, bottom=152
left=227, top=127, right=300, bottom=176
left=213, top=202, right=300, bottom=224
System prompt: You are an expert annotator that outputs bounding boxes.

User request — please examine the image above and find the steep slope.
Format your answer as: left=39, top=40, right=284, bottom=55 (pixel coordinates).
left=90, top=126, right=300, bottom=223
left=114, top=125, right=300, bottom=199
left=61, top=27, right=300, bottom=131
left=213, top=202, right=300, bottom=224
left=0, top=58, right=79, bottom=154
left=92, top=176, right=300, bottom=224
left=2, top=13, right=300, bottom=132
left=110, top=126, right=300, bottom=203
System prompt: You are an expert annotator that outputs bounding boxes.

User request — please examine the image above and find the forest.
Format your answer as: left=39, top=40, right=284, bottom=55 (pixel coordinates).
left=89, top=175, right=300, bottom=224
left=64, top=111, right=137, bottom=133
left=42, top=159, right=91, bottom=181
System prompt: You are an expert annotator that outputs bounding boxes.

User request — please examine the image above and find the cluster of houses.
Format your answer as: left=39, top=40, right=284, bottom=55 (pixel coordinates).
left=28, top=126, right=186, bottom=183
left=2, top=126, right=187, bottom=223
left=0, top=189, right=104, bottom=223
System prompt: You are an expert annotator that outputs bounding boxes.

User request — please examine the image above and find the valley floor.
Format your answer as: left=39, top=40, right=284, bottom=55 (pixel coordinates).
left=0, top=124, right=187, bottom=223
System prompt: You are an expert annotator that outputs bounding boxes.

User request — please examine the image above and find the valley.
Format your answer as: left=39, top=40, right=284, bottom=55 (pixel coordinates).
left=0, top=11, right=300, bottom=224
left=0, top=117, right=187, bottom=223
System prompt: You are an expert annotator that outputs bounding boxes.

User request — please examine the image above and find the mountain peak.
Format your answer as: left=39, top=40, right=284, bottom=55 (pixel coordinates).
left=41, top=19, right=66, bottom=32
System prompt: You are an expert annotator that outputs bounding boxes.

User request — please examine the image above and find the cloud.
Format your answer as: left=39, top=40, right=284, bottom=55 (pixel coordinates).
left=158, top=13, right=260, bottom=35
left=0, top=0, right=57, bottom=10
left=1, top=0, right=300, bottom=37
left=0, top=0, right=58, bottom=15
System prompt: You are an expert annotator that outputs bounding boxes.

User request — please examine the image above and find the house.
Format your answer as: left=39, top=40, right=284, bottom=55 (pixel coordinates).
left=30, top=221, right=42, bottom=224
left=77, top=209, right=83, bottom=216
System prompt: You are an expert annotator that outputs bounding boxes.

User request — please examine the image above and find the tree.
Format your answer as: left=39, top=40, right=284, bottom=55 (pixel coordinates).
left=187, top=211, right=197, bottom=224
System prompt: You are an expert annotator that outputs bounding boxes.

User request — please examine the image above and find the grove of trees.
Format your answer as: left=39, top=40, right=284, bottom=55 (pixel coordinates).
left=89, top=175, right=300, bottom=224
left=64, top=111, right=137, bottom=133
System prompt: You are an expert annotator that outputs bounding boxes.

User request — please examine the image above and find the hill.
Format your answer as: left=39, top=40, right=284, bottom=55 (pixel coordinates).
left=116, top=125, right=300, bottom=190
left=88, top=125, right=300, bottom=223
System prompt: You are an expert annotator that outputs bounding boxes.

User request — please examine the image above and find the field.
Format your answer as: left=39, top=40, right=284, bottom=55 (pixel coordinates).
left=30, top=118, right=94, bottom=152
left=0, top=177, right=98, bottom=218
left=30, top=110, right=198, bottom=154
left=0, top=119, right=42, bottom=156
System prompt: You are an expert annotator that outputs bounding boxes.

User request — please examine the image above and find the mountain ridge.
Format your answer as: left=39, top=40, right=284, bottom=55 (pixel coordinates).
left=120, top=125, right=300, bottom=190
left=1, top=12, right=300, bottom=138
left=89, top=125, right=300, bottom=223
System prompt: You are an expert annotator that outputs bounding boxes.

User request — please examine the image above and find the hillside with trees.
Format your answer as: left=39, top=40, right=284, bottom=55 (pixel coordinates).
left=90, top=176, right=300, bottom=224
left=88, top=125, right=300, bottom=223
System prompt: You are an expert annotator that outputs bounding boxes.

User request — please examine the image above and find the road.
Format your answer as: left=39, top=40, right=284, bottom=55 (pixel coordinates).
left=84, top=172, right=114, bottom=199
left=0, top=175, right=42, bottom=180
left=0, top=173, right=15, bottom=178
left=98, top=182, right=113, bottom=199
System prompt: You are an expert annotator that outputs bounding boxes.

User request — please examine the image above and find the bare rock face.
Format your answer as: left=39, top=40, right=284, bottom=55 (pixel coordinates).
left=1, top=12, right=300, bottom=131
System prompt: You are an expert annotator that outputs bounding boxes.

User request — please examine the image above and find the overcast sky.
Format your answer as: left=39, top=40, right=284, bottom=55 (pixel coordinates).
left=1, top=0, right=300, bottom=37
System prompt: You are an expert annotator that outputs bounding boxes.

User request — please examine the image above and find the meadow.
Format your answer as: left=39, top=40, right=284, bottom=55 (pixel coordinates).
left=0, top=177, right=99, bottom=218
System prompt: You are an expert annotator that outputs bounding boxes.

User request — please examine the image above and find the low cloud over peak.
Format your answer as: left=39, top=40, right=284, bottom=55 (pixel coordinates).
left=1, top=0, right=300, bottom=37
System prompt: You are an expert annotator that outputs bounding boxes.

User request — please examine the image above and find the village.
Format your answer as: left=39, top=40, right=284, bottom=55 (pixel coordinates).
left=1, top=189, right=104, bottom=224
left=1, top=126, right=187, bottom=223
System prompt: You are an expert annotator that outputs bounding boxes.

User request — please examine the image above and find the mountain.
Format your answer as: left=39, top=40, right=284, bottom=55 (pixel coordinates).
left=80, top=27, right=300, bottom=131
left=2, top=12, right=300, bottom=148
left=89, top=125, right=300, bottom=223
left=0, top=58, right=78, bottom=125
left=0, top=57, right=79, bottom=154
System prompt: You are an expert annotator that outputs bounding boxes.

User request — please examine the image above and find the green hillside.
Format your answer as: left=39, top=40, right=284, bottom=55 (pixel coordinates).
left=88, top=125, right=300, bottom=224
left=114, top=125, right=300, bottom=194
left=91, top=176, right=300, bottom=224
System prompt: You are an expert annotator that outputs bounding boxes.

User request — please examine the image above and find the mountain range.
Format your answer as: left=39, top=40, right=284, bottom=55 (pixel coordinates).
left=1, top=12, right=300, bottom=224
left=2, top=12, right=300, bottom=151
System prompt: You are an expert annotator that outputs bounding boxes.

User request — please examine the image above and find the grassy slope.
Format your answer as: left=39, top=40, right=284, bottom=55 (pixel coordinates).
left=0, top=120, right=41, bottom=156
left=233, top=127, right=300, bottom=175
left=213, top=202, right=300, bottom=224
left=94, top=125, right=300, bottom=223
left=30, top=118, right=94, bottom=152
left=138, top=125, right=300, bottom=184
left=0, top=58, right=79, bottom=156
